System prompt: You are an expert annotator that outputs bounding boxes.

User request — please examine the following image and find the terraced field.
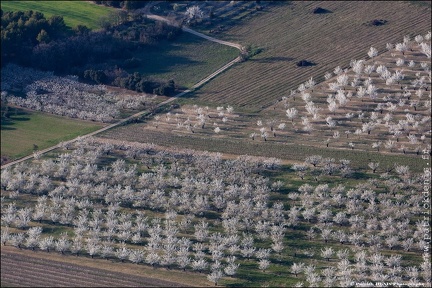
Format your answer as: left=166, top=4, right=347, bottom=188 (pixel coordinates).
left=188, top=1, right=431, bottom=110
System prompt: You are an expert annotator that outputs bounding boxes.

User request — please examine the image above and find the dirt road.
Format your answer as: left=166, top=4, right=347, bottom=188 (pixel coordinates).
left=0, top=6, right=243, bottom=170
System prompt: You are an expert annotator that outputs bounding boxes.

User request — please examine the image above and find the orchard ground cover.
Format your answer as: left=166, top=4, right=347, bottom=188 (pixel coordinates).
left=125, top=31, right=239, bottom=89
left=101, top=125, right=427, bottom=173
left=0, top=137, right=430, bottom=287
left=0, top=2, right=431, bottom=286
left=0, top=1, right=114, bottom=29
left=187, top=1, right=431, bottom=110
left=104, top=32, right=431, bottom=173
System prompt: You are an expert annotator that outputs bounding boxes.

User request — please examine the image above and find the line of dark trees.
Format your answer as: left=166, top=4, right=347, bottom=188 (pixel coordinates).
left=1, top=9, right=182, bottom=96
left=1, top=10, right=69, bottom=66
left=83, top=70, right=175, bottom=95
left=92, top=1, right=146, bottom=10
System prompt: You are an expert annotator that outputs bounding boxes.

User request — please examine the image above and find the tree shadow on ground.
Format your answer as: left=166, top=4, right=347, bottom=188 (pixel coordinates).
left=130, top=34, right=204, bottom=76
left=178, top=90, right=199, bottom=99
left=1, top=107, right=31, bottom=131
left=250, top=56, right=295, bottom=63
left=131, top=53, right=202, bottom=76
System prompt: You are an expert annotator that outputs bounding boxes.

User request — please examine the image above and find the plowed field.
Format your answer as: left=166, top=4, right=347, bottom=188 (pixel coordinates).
left=190, top=1, right=431, bottom=110
left=1, top=247, right=187, bottom=287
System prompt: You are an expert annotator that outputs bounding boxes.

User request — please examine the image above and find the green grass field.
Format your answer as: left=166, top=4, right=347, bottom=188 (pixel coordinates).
left=100, top=126, right=428, bottom=173
left=0, top=1, right=114, bottom=29
left=1, top=108, right=103, bottom=160
left=125, top=32, right=239, bottom=89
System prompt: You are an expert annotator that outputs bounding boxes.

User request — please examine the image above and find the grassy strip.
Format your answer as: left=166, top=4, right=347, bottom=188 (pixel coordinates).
left=0, top=1, right=114, bottom=29
left=1, top=108, right=104, bottom=160
left=100, top=126, right=427, bottom=172
left=0, top=282, right=19, bottom=287
left=126, top=32, right=239, bottom=89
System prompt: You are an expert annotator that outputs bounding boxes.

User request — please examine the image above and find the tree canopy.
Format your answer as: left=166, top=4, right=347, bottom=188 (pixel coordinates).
left=1, top=10, right=68, bottom=65
left=1, top=8, right=181, bottom=95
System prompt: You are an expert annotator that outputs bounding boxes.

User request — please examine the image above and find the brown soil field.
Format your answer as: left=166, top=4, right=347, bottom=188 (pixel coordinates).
left=1, top=246, right=209, bottom=287
left=189, top=1, right=431, bottom=110
left=101, top=33, right=430, bottom=173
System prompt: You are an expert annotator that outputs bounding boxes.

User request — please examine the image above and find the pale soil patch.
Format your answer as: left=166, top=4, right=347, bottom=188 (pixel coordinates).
left=1, top=245, right=211, bottom=287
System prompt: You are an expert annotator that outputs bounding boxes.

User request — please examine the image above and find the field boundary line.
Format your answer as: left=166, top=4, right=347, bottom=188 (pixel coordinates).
left=1, top=8, right=245, bottom=170
left=145, top=15, right=245, bottom=51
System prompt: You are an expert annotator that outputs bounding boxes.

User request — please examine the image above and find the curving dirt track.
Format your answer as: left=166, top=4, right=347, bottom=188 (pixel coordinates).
left=0, top=4, right=243, bottom=171
left=1, top=248, right=186, bottom=287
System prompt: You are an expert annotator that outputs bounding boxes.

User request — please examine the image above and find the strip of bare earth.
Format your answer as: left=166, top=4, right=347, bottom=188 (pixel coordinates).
left=0, top=246, right=206, bottom=287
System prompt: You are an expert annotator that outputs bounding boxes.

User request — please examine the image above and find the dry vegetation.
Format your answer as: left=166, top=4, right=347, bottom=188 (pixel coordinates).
left=189, top=1, right=431, bottom=110
left=104, top=33, right=431, bottom=172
